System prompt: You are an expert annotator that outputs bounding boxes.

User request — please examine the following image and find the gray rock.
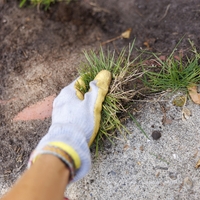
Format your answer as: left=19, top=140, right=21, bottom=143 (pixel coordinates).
left=169, top=172, right=178, bottom=180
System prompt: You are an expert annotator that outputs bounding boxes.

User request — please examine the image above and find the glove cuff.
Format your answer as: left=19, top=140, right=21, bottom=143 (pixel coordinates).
left=29, top=144, right=77, bottom=180
left=49, top=141, right=81, bottom=169
left=29, top=124, right=91, bottom=183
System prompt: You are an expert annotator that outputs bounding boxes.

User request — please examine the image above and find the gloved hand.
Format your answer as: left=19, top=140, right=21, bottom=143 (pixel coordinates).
left=28, top=70, right=111, bottom=182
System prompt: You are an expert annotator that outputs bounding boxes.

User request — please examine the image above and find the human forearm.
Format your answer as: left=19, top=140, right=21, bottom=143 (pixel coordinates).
left=1, top=154, right=70, bottom=200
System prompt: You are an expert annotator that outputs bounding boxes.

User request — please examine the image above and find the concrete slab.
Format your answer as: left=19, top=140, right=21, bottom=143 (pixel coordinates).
left=66, top=93, right=200, bottom=200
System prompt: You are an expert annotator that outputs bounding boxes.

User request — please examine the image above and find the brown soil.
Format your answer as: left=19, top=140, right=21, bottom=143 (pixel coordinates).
left=0, top=0, right=200, bottom=192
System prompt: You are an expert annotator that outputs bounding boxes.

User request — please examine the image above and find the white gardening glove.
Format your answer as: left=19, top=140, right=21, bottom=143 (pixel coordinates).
left=28, top=70, right=111, bottom=182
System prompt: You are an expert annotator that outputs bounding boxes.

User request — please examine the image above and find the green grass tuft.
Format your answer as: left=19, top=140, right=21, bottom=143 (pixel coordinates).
left=77, top=43, right=145, bottom=151
left=142, top=42, right=200, bottom=93
left=128, top=112, right=149, bottom=139
left=20, top=0, right=72, bottom=9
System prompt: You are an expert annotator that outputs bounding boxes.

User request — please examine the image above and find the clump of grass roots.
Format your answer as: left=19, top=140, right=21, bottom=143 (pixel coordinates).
left=77, top=43, right=145, bottom=152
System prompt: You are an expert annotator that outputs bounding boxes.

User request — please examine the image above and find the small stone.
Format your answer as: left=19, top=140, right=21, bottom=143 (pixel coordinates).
left=173, top=154, right=178, bottom=159
left=108, top=171, right=116, bottom=175
left=90, top=179, right=94, bottom=184
left=152, top=130, right=162, bottom=140
left=184, top=177, right=193, bottom=189
left=156, top=172, right=160, bottom=177
left=140, top=145, right=144, bottom=151
left=169, top=172, right=177, bottom=180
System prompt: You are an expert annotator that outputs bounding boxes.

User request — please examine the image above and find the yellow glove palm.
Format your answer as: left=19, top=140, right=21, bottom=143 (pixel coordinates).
left=75, top=70, right=112, bottom=146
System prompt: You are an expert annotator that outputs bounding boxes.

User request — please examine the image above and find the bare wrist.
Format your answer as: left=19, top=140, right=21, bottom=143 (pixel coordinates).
left=42, top=145, right=76, bottom=180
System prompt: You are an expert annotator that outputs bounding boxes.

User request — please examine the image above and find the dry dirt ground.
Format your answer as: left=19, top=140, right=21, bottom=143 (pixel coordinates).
left=1, top=0, right=200, bottom=199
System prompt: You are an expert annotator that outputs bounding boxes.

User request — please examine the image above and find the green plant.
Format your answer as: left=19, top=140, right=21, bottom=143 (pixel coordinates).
left=77, top=43, right=145, bottom=152
left=74, top=41, right=200, bottom=152
left=128, top=112, right=149, bottom=139
left=142, top=43, right=200, bottom=93
left=20, top=0, right=72, bottom=9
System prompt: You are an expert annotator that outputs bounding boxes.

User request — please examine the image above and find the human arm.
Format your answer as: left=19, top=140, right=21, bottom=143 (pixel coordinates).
left=1, top=70, right=111, bottom=200
left=2, top=154, right=70, bottom=200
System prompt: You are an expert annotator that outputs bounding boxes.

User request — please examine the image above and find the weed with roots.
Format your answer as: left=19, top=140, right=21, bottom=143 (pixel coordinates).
left=77, top=44, right=145, bottom=153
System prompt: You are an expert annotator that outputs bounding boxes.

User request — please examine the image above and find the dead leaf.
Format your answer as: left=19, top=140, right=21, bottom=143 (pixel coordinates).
left=162, top=117, right=172, bottom=125
left=193, top=150, right=198, bottom=158
left=172, top=95, right=187, bottom=107
left=143, top=41, right=150, bottom=49
left=121, top=28, right=132, bottom=39
left=143, top=38, right=156, bottom=50
left=195, top=159, right=200, bottom=168
left=13, top=94, right=56, bottom=121
left=174, top=55, right=181, bottom=61
left=137, top=162, right=141, bottom=165
left=174, top=50, right=184, bottom=61
left=182, top=106, right=192, bottom=121
left=188, top=85, right=200, bottom=104
left=123, top=144, right=130, bottom=151
left=159, top=55, right=166, bottom=61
